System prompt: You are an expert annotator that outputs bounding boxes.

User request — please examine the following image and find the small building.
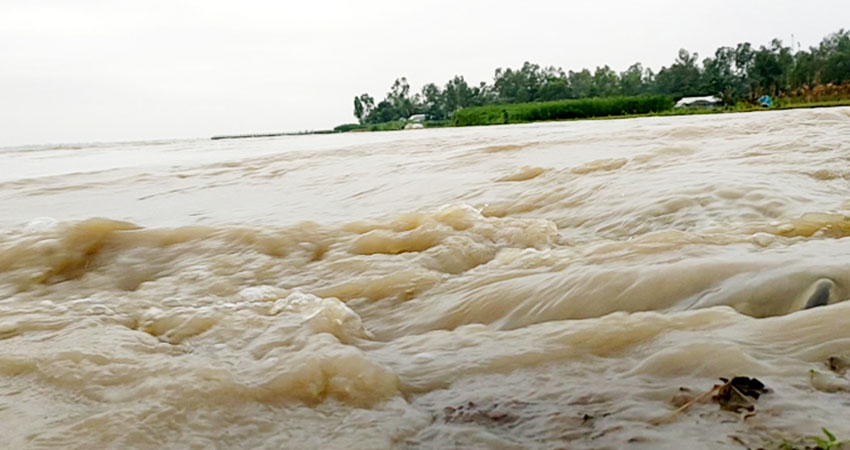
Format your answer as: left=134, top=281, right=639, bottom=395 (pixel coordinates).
left=675, top=96, right=722, bottom=108
left=406, top=114, right=427, bottom=123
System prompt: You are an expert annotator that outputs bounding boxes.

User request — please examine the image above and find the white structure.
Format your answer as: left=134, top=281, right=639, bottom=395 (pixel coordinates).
left=406, top=114, right=427, bottom=122
left=675, top=96, right=722, bottom=108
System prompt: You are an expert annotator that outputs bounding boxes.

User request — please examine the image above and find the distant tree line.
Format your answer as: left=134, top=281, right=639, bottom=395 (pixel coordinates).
left=353, top=29, right=850, bottom=124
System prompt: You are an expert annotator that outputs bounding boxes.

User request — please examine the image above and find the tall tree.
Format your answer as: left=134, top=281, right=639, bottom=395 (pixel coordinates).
left=789, top=49, right=820, bottom=88
left=354, top=94, right=374, bottom=124
left=388, top=77, right=417, bottom=118
left=749, top=39, right=793, bottom=96
left=818, top=29, right=850, bottom=84
left=443, top=76, right=473, bottom=113
left=353, top=97, right=364, bottom=123
left=619, top=63, right=646, bottom=96
left=701, top=47, right=747, bottom=104
left=654, top=49, right=703, bottom=98
left=568, top=69, right=595, bottom=98
left=593, top=65, right=620, bottom=97
left=493, top=62, right=547, bottom=103
left=420, top=83, right=445, bottom=120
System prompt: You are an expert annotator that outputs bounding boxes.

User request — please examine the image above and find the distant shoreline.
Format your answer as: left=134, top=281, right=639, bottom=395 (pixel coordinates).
left=210, top=129, right=335, bottom=141
left=210, top=99, right=850, bottom=140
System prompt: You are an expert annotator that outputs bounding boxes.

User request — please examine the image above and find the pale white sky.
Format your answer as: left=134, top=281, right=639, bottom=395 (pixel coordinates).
left=1, top=0, right=847, bottom=146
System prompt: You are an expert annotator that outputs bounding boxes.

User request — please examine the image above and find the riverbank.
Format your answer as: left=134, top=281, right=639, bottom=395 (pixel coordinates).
left=599, top=98, right=850, bottom=122
left=209, top=98, right=850, bottom=140
left=333, top=98, right=850, bottom=134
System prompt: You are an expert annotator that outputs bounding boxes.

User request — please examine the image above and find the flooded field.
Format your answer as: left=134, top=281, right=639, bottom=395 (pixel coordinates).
left=2, top=108, right=850, bottom=449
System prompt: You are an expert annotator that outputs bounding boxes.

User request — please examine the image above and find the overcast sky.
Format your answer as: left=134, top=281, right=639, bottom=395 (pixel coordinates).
left=1, top=0, right=848, bottom=146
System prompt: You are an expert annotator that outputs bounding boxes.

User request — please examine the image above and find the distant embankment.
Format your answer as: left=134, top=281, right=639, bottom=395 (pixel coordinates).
left=211, top=130, right=334, bottom=140
left=211, top=133, right=289, bottom=140
left=451, top=95, right=674, bottom=126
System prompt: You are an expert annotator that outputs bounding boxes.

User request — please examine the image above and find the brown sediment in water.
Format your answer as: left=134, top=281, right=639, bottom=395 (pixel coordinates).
left=1, top=107, right=850, bottom=449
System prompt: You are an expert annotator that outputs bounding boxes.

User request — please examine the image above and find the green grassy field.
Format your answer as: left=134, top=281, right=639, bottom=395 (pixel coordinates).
left=450, top=95, right=674, bottom=126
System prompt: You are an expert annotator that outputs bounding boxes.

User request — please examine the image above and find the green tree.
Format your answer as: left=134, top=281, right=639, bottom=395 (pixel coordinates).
left=388, top=77, right=417, bottom=118
left=654, top=49, right=703, bottom=98
left=369, top=100, right=398, bottom=123
left=818, top=29, right=850, bottom=84
left=568, top=69, right=595, bottom=98
left=701, top=47, right=747, bottom=104
left=749, top=39, right=793, bottom=96
left=353, top=97, right=364, bottom=123
left=619, top=63, right=646, bottom=96
left=538, top=79, right=570, bottom=101
left=731, top=43, right=758, bottom=99
left=493, top=62, right=546, bottom=103
left=420, top=83, right=445, bottom=120
left=790, top=49, right=821, bottom=88
left=593, top=66, right=620, bottom=97
left=443, top=76, right=473, bottom=113
left=354, top=94, right=375, bottom=124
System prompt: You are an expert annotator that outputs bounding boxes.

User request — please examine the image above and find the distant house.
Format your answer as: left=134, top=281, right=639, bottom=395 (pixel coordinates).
left=675, top=96, right=722, bottom=108
left=406, top=114, right=427, bottom=123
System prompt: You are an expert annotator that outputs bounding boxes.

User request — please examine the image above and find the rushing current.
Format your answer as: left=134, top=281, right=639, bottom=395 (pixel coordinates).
left=2, top=108, right=850, bottom=449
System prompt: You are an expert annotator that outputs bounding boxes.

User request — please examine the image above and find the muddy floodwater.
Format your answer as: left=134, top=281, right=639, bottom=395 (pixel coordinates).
left=2, top=108, right=850, bottom=449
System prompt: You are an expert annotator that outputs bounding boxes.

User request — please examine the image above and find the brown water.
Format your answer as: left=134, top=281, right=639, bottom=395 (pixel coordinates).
left=2, top=108, right=850, bottom=449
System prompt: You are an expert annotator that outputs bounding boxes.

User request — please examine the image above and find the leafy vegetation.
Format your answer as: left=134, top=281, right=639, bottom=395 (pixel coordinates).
left=772, top=428, right=848, bottom=450
left=350, top=28, right=850, bottom=125
left=451, top=96, right=673, bottom=126
left=332, top=123, right=363, bottom=133
left=811, top=428, right=845, bottom=450
left=334, top=120, right=449, bottom=133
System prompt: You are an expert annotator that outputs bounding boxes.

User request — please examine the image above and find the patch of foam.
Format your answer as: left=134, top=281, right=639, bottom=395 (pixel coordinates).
left=271, top=291, right=373, bottom=341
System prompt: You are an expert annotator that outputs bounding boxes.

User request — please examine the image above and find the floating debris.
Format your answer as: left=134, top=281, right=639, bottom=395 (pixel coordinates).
left=441, top=401, right=525, bottom=427
left=652, top=376, right=771, bottom=425
left=826, top=355, right=850, bottom=374
left=712, top=377, right=770, bottom=413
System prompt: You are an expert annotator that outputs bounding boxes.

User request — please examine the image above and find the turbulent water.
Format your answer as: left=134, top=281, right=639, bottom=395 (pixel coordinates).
left=2, top=108, right=850, bottom=449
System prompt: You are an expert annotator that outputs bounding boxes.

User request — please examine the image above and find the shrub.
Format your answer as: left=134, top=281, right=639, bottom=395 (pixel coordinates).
left=451, top=95, right=674, bottom=126
left=334, top=123, right=365, bottom=132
